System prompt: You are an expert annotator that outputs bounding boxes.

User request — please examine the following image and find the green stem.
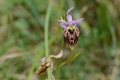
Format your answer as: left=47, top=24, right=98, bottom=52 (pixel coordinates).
left=56, top=66, right=60, bottom=80
left=45, top=2, right=53, bottom=80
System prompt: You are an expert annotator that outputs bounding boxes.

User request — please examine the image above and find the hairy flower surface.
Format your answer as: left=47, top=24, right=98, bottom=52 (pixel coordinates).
left=58, top=7, right=84, bottom=50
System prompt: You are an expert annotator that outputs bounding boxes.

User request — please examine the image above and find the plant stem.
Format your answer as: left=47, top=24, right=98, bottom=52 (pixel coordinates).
left=56, top=66, right=60, bottom=80
left=45, top=2, right=53, bottom=80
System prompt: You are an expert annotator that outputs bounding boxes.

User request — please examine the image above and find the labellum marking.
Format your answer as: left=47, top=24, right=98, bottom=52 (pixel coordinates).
left=64, top=25, right=79, bottom=50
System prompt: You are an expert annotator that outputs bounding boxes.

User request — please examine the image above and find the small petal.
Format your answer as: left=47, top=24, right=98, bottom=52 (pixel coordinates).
left=60, top=23, right=67, bottom=28
left=67, top=7, right=74, bottom=22
left=72, top=18, right=84, bottom=26
left=58, top=20, right=65, bottom=23
left=50, top=50, right=63, bottom=58
left=67, top=15, right=72, bottom=22
left=58, top=20, right=68, bottom=28
left=67, top=7, right=74, bottom=16
left=40, top=57, right=46, bottom=63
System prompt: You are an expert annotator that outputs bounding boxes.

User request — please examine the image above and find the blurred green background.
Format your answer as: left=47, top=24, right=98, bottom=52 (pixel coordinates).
left=0, top=0, right=120, bottom=80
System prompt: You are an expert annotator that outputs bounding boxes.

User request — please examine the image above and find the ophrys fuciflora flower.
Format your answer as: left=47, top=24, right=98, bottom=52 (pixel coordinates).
left=58, top=7, right=84, bottom=50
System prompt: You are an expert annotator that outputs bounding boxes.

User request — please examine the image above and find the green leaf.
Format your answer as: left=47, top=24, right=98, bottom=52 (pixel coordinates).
left=59, top=52, right=81, bottom=68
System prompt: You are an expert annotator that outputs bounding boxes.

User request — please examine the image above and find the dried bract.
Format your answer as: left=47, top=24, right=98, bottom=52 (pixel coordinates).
left=35, top=50, right=63, bottom=79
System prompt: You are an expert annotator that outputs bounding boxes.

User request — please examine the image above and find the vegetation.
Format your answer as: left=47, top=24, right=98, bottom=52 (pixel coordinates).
left=0, top=0, right=120, bottom=80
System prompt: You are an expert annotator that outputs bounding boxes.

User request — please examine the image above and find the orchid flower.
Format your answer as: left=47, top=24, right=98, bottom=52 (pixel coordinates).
left=58, top=7, right=84, bottom=50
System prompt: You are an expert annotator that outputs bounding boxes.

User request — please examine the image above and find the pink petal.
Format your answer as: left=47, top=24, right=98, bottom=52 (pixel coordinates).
left=67, top=7, right=74, bottom=22
left=39, top=57, right=46, bottom=63
left=58, top=20, right=69, bottom=28
left=72, top=18, right=84, bottom=26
